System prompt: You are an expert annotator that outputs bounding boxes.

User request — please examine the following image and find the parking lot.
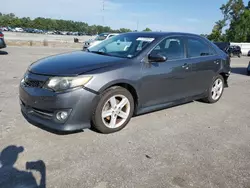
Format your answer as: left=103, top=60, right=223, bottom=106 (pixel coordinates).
left=0, top=47, right=250, bottom=188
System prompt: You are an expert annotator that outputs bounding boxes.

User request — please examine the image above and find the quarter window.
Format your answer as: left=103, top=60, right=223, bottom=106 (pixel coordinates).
left=187, top=38, right=215, bottom=58
left=151, top=37, right=185, bottom=60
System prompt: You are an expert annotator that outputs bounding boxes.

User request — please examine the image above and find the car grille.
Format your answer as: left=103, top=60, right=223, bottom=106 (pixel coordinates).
left=23, top=79, right=44, bottom=88
left=20, top=100, right=54, bottom=119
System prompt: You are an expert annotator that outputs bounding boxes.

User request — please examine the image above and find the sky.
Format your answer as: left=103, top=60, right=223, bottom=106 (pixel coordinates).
left=1, top=0, right=249, bottom=34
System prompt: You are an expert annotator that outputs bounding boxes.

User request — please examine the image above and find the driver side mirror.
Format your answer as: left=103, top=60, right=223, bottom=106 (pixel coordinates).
left=148, top=53, right=167, bottom=63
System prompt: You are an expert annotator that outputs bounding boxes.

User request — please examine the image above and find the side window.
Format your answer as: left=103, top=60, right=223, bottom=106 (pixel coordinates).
left=108, top=35, right=116, bottom=38
left=151, top=37, right=185, bottom=60
left=187, top=38, right=215, bottom=58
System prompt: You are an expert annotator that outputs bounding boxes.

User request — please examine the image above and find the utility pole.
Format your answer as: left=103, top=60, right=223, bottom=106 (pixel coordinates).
left=136, top=21, right=139, bottom=31
left=102, top=0, right=105, bottom=26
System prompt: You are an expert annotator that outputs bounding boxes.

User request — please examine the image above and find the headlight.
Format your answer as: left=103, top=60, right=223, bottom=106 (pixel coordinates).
left=44, top=76, right=92, bottom=92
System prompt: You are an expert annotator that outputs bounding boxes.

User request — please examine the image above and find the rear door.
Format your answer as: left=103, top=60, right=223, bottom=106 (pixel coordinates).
left=184, top=36, right=220, bottom=96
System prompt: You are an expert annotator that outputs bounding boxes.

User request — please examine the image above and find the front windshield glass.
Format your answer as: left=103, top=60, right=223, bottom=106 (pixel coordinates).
left=88, top=34, right=156, bottom=58
left=95, top=33, right=108, bottom=41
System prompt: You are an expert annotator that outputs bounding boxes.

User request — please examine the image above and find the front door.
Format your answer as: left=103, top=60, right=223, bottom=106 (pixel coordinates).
left=139, top=36, right=193, bottom=108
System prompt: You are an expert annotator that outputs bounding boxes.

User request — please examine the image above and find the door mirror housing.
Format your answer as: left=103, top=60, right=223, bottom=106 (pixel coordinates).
left=148, top=53, right=167, bottom=63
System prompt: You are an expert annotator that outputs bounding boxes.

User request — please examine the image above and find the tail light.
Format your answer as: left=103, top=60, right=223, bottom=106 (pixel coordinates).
left=0, top=33, right=3, bottom=37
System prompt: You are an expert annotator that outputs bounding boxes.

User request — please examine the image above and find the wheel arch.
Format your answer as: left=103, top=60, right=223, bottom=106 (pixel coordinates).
left=218, top=71, right=229, bottom=88
left=98, top=80, right=139, bottom=110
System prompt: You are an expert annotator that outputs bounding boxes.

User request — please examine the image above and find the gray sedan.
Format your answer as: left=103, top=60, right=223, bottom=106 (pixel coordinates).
left=19, top=32, right=231, bottom=134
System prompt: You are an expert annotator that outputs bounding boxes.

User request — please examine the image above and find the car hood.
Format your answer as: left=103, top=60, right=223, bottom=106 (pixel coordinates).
left=29, top=51, right=125, bottom=76
left=90, top=41, right=102, bottom=47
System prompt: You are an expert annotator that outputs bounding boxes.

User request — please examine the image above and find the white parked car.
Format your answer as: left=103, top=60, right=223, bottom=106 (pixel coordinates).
left=15, top=27, right=24, bottom=32
left=83, top=33, right=119, bottom=50
left=0, top=27, right=8, bottom=31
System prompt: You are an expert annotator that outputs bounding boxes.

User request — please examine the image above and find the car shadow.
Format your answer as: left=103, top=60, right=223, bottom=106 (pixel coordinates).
left=0, top=50, right=8, bottom=55
left=230, top=67, right=249, bottom=76
left=0, top=145, right=46, bottom=188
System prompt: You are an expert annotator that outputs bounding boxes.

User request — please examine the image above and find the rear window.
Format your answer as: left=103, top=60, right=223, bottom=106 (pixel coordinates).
left=187, top=38, right=216, bottom=58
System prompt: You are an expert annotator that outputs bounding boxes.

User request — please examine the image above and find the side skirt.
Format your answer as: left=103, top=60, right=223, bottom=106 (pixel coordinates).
left=135, top=93, right=207, bottom=116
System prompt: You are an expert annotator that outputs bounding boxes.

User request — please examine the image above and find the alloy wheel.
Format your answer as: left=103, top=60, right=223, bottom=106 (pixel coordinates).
left=101, top=95, right=131, bottom=129
left=211, top=78, right=223, bottom=101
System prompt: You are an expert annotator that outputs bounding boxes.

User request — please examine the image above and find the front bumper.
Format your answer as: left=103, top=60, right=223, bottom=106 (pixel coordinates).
left=0, top=38, right=6, bottom=49
left=19, top=84, right=99, bottom=132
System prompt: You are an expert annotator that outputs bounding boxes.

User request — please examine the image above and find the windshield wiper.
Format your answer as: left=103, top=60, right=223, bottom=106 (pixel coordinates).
left=89, top=51, right=112, bottom=56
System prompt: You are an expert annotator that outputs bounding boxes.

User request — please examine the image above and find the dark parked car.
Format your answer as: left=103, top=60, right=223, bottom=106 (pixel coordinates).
left=227, top=45, right=242, bottom=57
left=0, top=31, right=6, bottom=49
left=214, top=42, right=242, bottom=58
left=19, top=32, right=231, bottom=134
left=214, top=42, right=230, bottom=53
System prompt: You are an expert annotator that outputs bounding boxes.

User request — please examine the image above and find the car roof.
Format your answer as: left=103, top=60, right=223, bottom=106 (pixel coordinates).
left=121, top=31, right=202, bottom=38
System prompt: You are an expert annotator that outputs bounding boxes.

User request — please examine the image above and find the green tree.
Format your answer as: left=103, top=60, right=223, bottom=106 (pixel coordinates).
left=220, top=0, right=245, bottom=22
left=208, top=0, right=247, bottom=42
left=119, top=28, right=132, bottom=33
left=227, top=9, right=250, bottom=42
left=0, top=12, right=133, bottom=34
left=143, top=28, right=152, bottom=32
left=208, top=20, right=226, bottom=41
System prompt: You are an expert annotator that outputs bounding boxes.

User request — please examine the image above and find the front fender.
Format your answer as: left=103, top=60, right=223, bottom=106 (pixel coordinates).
left=98, top=79, right=138, bottom=93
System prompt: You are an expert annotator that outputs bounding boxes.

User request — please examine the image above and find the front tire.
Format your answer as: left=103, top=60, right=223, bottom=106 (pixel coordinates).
left=202, top=75, right=224, bottom=103
left=92, top=86, right=134, bottom=134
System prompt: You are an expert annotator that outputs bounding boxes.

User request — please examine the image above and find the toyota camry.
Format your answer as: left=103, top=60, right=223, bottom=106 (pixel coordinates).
left=19, top=32, right=231, bottom=134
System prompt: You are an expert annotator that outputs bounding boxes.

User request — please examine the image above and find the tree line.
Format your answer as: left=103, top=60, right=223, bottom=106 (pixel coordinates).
left=208, top=0, right=250, bottom=42
left=0, top=13, right=152, bottom=35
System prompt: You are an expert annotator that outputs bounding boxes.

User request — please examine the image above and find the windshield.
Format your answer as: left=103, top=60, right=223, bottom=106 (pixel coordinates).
left=88, top=34, right=156, bottom=58
left=95, top=33, right=108, bottom=41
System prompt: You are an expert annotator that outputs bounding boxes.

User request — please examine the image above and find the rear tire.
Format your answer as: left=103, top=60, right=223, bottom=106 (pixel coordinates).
left=238, top=53, right=242, bottom=58
left=202, top=75, right=224, bottom=104
left=92, top=86, right=134, bottom=134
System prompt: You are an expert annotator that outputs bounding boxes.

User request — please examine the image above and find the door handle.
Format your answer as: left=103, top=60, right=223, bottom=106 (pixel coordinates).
left=182, top=63, right=189, bottom=69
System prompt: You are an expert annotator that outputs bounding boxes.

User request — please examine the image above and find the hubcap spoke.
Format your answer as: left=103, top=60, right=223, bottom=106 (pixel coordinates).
left=102, top=110, right=112, bottom=118
left=217, top=82, right=222, bottom=89
left=216, top=79, right=221, bottom=86
left=212, top=87, right=216, bottom=93
left=109, top=96, right=117, bottom=108
left=118, top=110, right=128, bottom=119
left=117, top=98, right=128, bottom=109
left=109, top=114, right=117, bottom=128
left=212, top=91, right=217, bottom=99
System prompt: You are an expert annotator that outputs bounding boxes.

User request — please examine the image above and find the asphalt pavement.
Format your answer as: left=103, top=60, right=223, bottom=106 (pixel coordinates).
left=0, top=47, right=250, bottom=188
